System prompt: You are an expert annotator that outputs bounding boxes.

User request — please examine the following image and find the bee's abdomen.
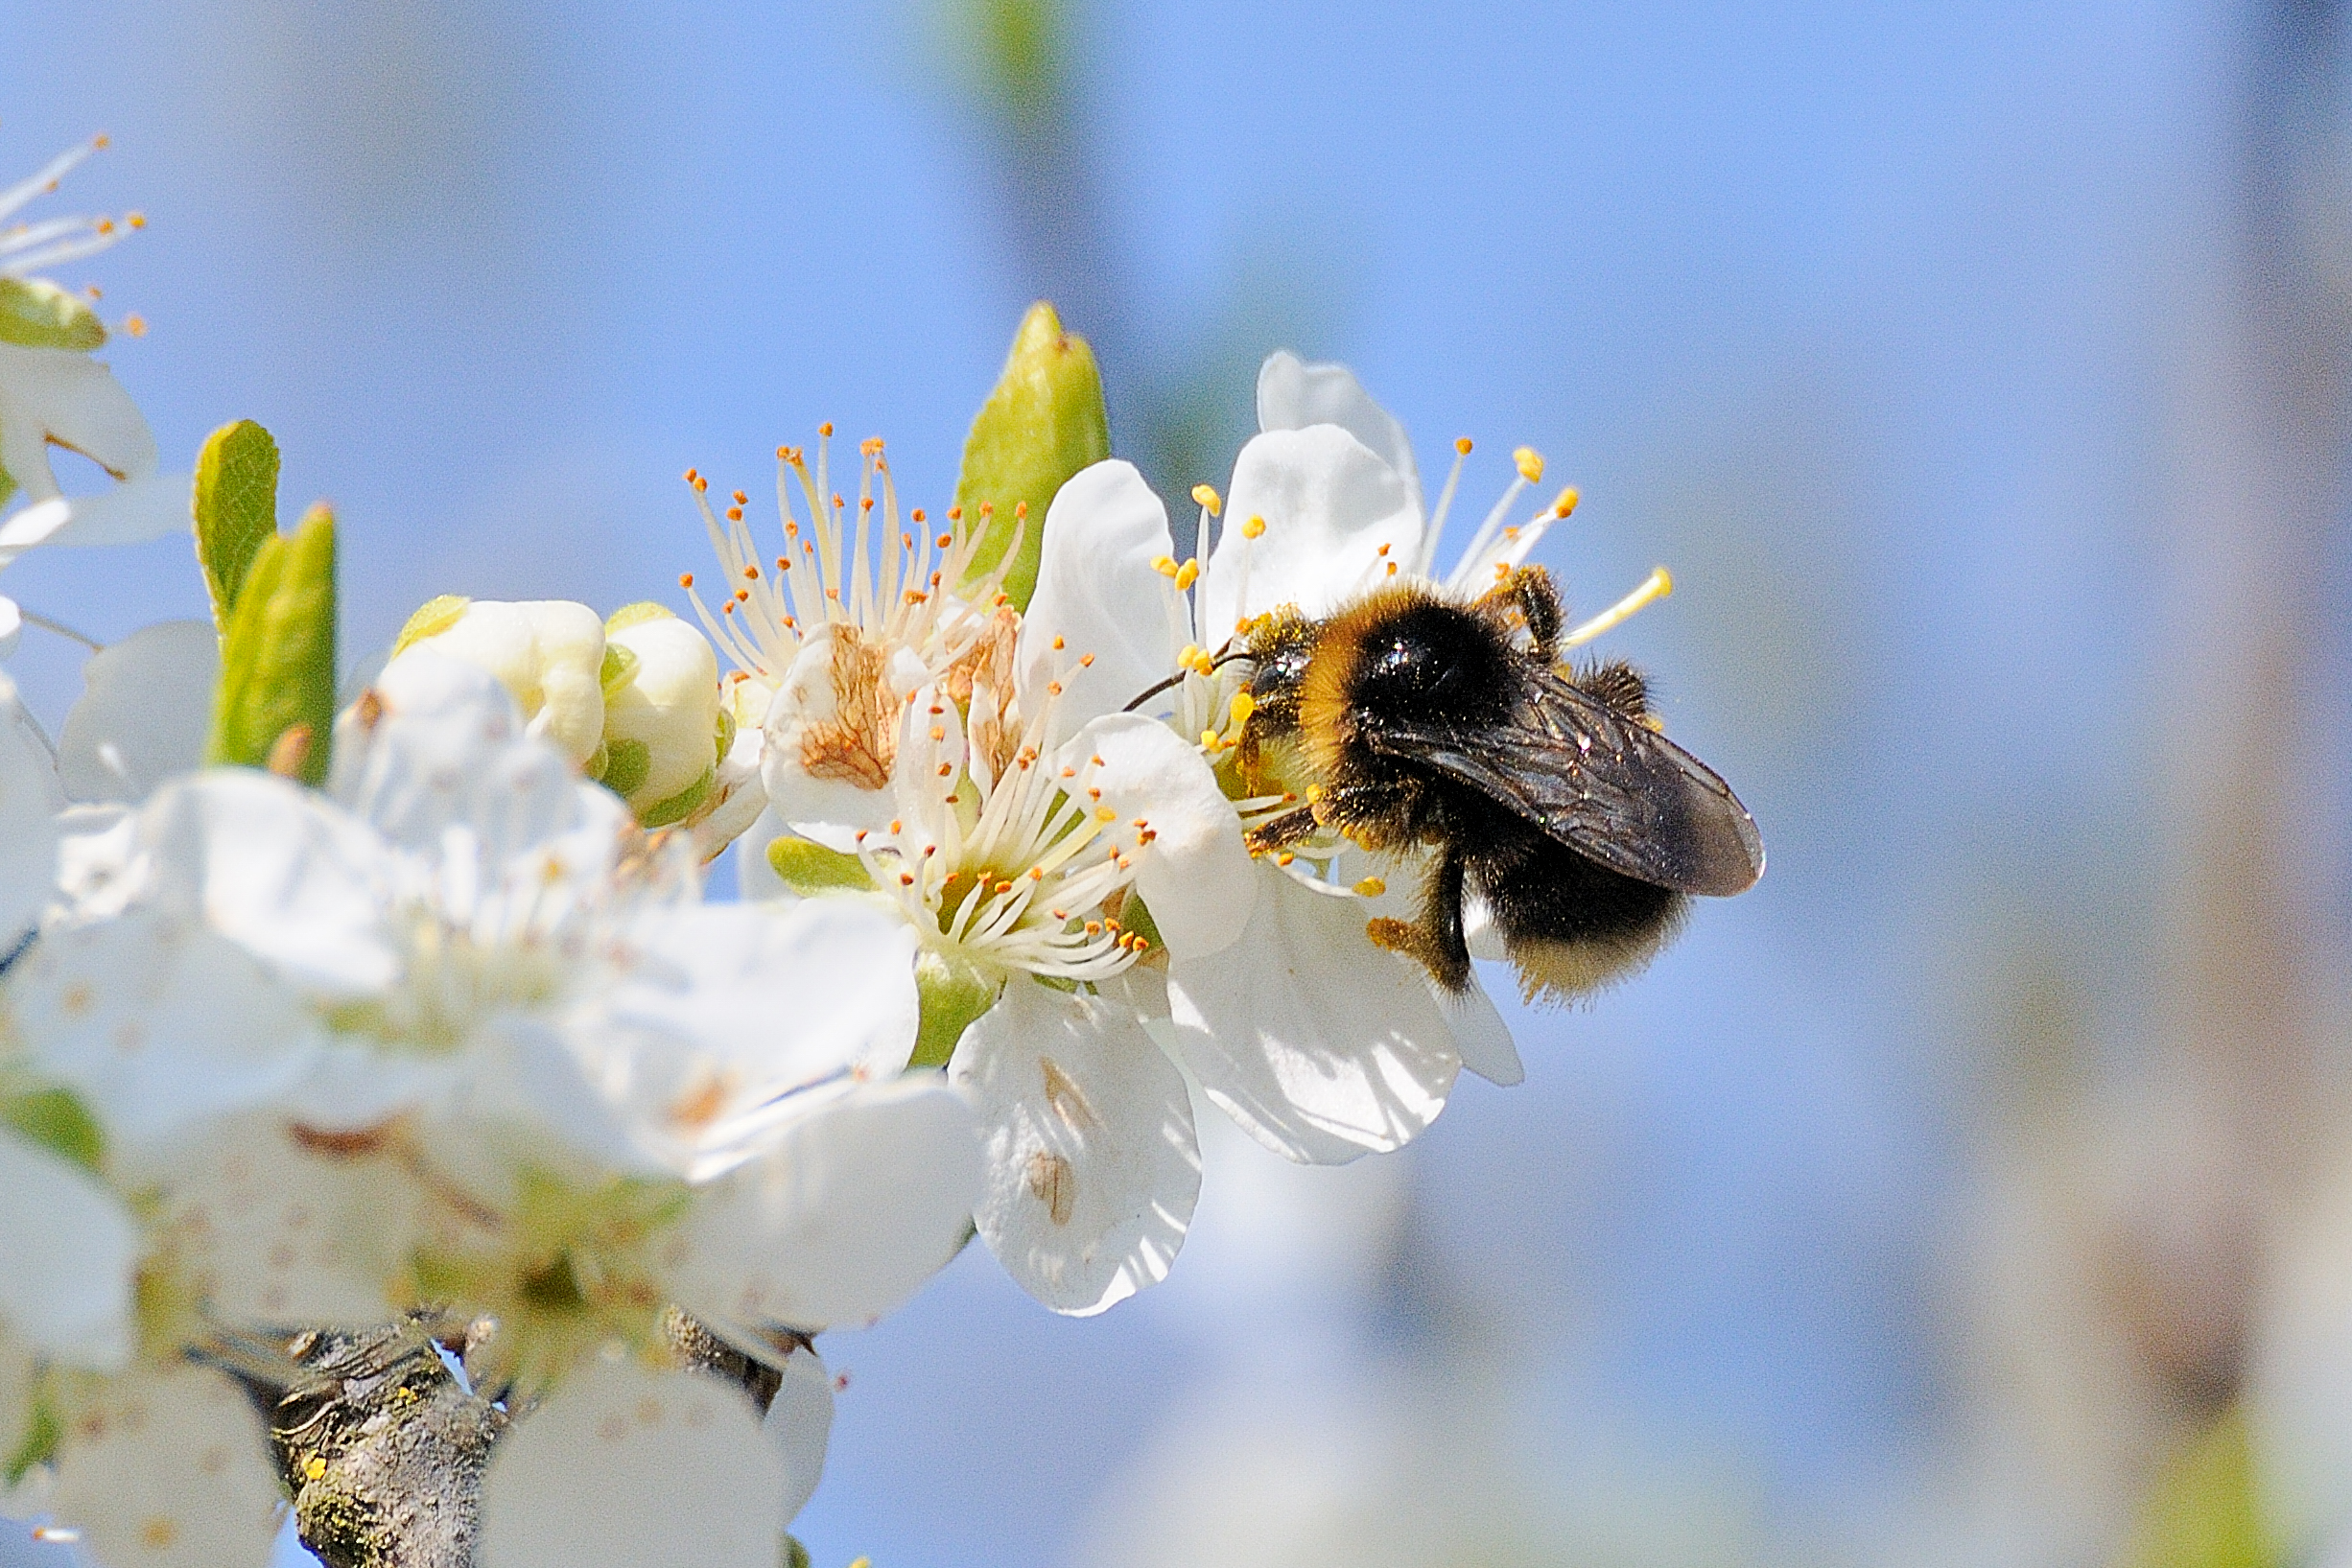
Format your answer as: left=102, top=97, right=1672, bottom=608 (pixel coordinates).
left=1470, top=828, right=1687, bottom=1003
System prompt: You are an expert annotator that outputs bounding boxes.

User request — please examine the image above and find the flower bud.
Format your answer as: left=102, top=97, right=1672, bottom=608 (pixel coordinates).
left=599, top=604, right=720, bottom=825
left=387, top=597, right=606, bottom=767
left=953, top=301, right=1111, bottom=612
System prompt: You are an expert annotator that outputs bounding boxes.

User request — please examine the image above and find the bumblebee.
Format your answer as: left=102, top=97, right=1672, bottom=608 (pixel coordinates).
left=1237, top=565, right=1762, bottom=1002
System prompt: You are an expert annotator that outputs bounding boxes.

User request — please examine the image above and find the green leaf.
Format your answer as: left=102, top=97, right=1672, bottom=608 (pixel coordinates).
left=192, top=420, right=281, bottom=627
left=910, top=948, right=999, bottom=1068
left=207, top=504, right=338, bottom=786
left=0, top=276, right=105, bottom=351
left=766, top=836, right=871, bottom=895
left=2118, top=1403, right=2278, bottom=1568
left=953, top=301, right=1110, bottom=612
left=0, top=1086, right=105, bottom=1174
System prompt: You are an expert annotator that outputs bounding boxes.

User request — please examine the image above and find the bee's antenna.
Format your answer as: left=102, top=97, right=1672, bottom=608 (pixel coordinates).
left=1120, top=646, right=1253, bottom=713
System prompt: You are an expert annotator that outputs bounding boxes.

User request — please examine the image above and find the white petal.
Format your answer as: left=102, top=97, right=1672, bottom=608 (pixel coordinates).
left=763, top=1343, right=834, bottom=1525
left=1351, top=862, right=1522, bottom=1087
left=0, top=345, right=158, bottom=515
left=1203, top=427, right=1424, bottom=639
left=0, top=1132, right=135, bottom=1368
left=133, top=770, right=397, bottom=997
left=123, top=1112, right=421, bottom=1328
left=563, top=901, right=922, bottom=1179
left=734, top=807, right=791, bottom=901
left=951, top=978, right=1199, bottom=1316
left=1165, top=864, right=1461, bottom=1163
left=0, top=670, right=60, bottom=941
left=56, top=620, right=220, bottom=805
left=1434, top=971, right=1523, bottom=1088
left=50, top=1369, right=280, bottom=1568
left=1255, top=350, right=1423, bottom=516
left=0, top=474, right=188, bottom=554
left=1061, top=713, right=1254, bottom=962
left=388, top=600, right=606, bottom=768
left=12, top=908, right=320, bottom=1140
left=334, top=647, right=611, bottom=868
left=0, top=597, right=19, bottom=658
left=757, top=629, right=905, bottom=850
left=479, top=1360, right=783, bottom=1568
left=665, top=1076, right=980, bottom=1331
left=1016, top=460, right=1188, bottom=745
left=602, top=613, right=721, bottom=809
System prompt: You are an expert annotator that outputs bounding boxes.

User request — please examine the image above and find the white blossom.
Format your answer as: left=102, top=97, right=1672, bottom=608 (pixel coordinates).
left=0, top=139, right=187, bottom=657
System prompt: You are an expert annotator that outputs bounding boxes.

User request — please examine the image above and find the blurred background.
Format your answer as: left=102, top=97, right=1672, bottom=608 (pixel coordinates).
left=5, top=0, right=2351, bottom=1563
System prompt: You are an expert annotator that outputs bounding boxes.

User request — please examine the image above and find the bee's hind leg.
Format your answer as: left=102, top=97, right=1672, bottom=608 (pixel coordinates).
left=1366, top=848, right=1471, bottom=993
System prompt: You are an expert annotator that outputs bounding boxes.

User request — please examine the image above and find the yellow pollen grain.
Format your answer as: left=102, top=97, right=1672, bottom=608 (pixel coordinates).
left=1230, top=690, right=1256, bottom=724
left=1191, top=483, right=1223, bottom=516
left=1079, top=652, right=1095, bottom=667
left=1277, top=852, right=1296, bottom=866
left=1151, top=555, right=1179, bottom=577
left=1353, top=877, right=1387, bottom=898
left=1552, top=485, right=1581, bottom=519
left=819, top=421, right=835, bottom=436
left=1240, top=514, right=1266, bottom=539
left=1052, top=636, right=1066, bottom=650
left=1200, top=729, right=1220, bottom=750
left=1172, top=558, right=1200, bottom=591
left=1514, top=446, right=1544, bottom=483
left=1454, top=436, right=1473, bottom=455
left=124, top=314, right=147, bottom=336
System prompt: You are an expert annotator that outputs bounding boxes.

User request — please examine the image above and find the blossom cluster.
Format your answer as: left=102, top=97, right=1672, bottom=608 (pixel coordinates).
left=0, top=143, right=1633, bottom=1568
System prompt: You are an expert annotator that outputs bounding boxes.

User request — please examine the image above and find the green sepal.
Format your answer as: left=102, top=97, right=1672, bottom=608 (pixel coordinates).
left=0, top=1086, right=106, bottom=1174
left=636, top=766, right=712, bottom=829
left=392, top=594, right=470, bottom=656
left=910, top=948, right=1000, bottom=1068
left=0, top=276, right=105, bottom=351
left=766, top=836, right=870, bottom=895
left=0, top=462, right=15, bottom=512
left=714, top=704, right=737, bottom=765
left=599, top=642, right=641, bottom=697
left=781, top=1535, right=812, bottom=1568
left=604, top=601, right=674, bottom=634
left=3, top=1393, right=59, bottom=1486
left=598, top=737, right=650, bottom=799
left=2117, top=1402, right=2276, bottom=1568
left=192, top=420, right=281, bottom=628
left=206, top=504, right=338, bottom=786
left=953, top=300, right=1110, bottom=612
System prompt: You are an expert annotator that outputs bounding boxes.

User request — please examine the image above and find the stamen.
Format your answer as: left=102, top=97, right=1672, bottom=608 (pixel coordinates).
left=1563, top=566, right=1673, bottom=647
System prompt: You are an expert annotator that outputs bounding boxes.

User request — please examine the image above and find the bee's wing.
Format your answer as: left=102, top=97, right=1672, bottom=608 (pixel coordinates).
left=1375, top=670, right=1765, bottom=897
